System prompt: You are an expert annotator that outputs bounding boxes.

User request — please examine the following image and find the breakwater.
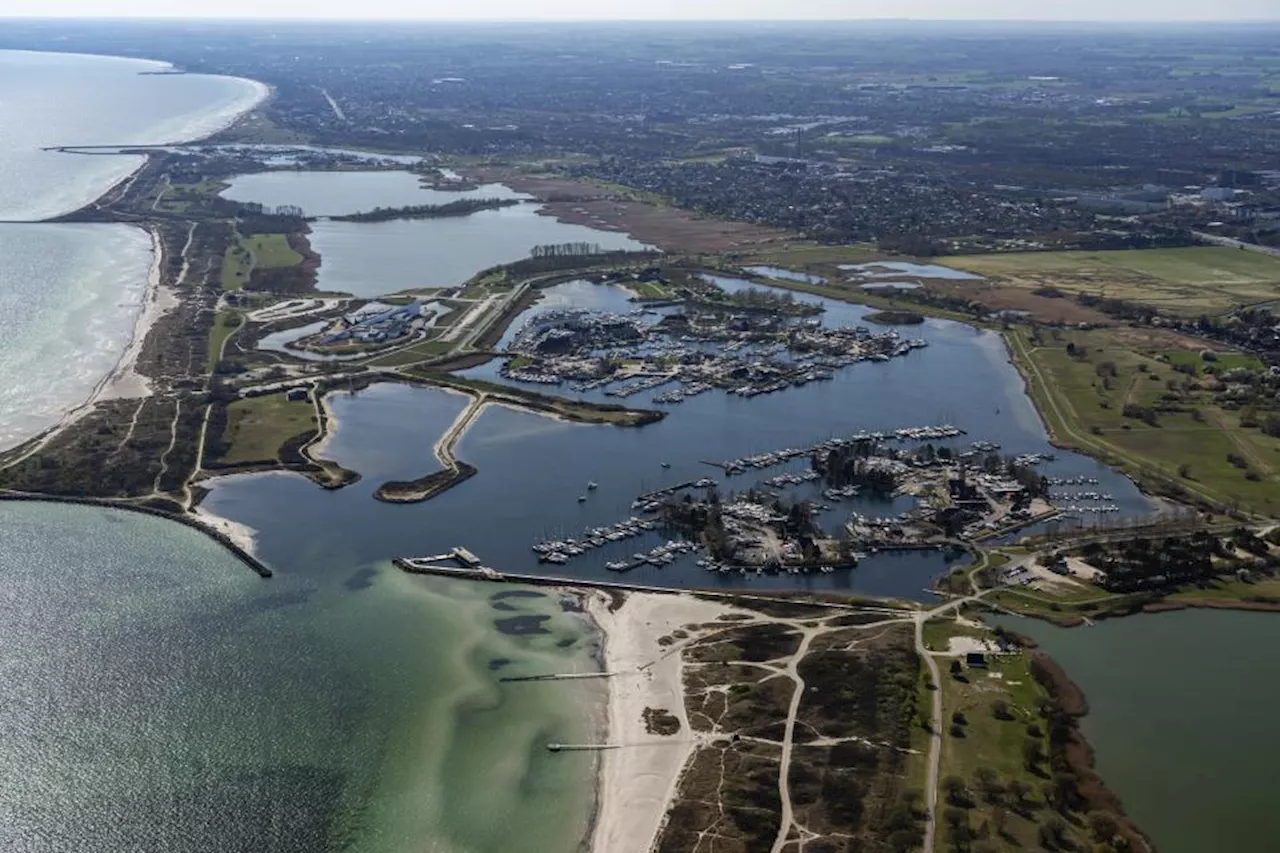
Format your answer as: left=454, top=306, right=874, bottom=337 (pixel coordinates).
left=0, top=490, right=271, bottom=578
left=393, top=558, right=916, bottom=612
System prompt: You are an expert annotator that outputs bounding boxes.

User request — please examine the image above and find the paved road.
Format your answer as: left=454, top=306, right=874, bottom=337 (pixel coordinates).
left=1194, top=231, right=1280, bottom=258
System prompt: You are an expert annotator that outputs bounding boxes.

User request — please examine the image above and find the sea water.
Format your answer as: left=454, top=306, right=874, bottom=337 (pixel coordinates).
left=0, top=49, right=264, bottom=449
left=0, top=501, right=601, bottom=852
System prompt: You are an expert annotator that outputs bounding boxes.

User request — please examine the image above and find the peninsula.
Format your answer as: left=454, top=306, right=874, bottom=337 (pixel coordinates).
left=0, top=20, right=1278, bottom=853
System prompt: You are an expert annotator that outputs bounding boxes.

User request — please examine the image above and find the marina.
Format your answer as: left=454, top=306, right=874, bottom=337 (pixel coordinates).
left=496, top=278, right=930, bottom=401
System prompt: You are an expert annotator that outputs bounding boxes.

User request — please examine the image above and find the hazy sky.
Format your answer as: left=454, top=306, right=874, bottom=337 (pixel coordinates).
left=2, top=0, right=1277, bottom=22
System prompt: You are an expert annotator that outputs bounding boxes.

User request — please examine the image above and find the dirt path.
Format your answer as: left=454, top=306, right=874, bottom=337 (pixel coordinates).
left=153, top=398, right=184, bottom=499
left=1206, top=409, right=1275, bottom=476
left=770, top=626, right=820, bottom=853
left=915, top=612, right=943, bottom=853
left=110, top=398, right=149, bottom=458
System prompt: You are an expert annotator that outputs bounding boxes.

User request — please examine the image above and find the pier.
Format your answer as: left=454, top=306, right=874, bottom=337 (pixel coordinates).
left=500, top=671, right=616, bottom=683
left=546, top=743, right=620, bottom=752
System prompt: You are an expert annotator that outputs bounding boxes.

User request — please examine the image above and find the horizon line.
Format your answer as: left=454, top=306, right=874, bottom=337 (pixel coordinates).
left=3, top=16, right=1280, bottom=24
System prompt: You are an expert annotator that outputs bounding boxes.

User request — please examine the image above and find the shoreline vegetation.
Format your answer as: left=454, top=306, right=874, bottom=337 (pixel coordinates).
left=1025, top=647, right=1154, bottom=852
left=323, top=196, right=522, bottom=223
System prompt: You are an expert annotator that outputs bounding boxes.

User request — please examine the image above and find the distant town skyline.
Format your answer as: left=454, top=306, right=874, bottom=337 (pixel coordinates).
left=2, top=0, right=1278, bottom=22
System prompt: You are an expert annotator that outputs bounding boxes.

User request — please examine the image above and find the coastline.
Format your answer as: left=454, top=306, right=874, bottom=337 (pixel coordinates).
left=581, top=588, right=740, bottom=853
left=98, top=224, right=175, bottom=401
left=190, top=503, right=261, bottom=557
left=1026, top=649, right=1155, bottom=853
left=1, top=59, right=270, bottom=458
left=0, top=224, right=161, bottom=460
left=0, top=490, right=268, bottom=576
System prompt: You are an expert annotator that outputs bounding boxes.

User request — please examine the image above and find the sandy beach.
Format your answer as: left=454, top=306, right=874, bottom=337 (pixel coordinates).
left=100, top=225, right=178, bottom=401
left=191, top=503, right=260, bottom=555
left=584, top=589, right=741, bottom=853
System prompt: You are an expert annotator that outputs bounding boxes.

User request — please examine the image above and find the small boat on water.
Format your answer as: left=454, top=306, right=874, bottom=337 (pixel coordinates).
left=577, top=495, right=587, bottom=502
left=587, top=481, right=599, bottom=490
left=660, top=462, right=671, bottom=469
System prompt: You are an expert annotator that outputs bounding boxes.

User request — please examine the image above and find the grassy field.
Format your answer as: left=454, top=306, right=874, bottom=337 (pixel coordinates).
left=922, top=615, right=985, bottom=652
left=944, top=246, right=1280, bottom=315
left=361, top=339, right=455, bottom=368
left=206, top=310, right=243, bottom=372
left=627, top=280, right=675, bottom=299
left=1007, top=326, right=1280, bottom=514
left=931, top=621, right=1096, bottom=851
left=219, top=393, right=317, bottom=465
left=1166, top=575, right=1280, bottom=603
left=220, top=232, right=304, bottom=291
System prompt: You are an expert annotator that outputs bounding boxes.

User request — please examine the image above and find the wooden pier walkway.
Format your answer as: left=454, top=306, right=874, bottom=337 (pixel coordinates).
left=500, top=671, right=616, bottom=683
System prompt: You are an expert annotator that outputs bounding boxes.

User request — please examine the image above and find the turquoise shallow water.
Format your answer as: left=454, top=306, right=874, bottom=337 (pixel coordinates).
left=0, top=501, right=602, bottom=852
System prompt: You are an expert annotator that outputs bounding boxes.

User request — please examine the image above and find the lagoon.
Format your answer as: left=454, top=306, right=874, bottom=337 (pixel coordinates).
left=1007, top=610, right=1280, bottom=853
left=306, top=204, right=647, bottom=296
left=840, top=261, right=983, bottom=280
left=219, top=167, right=649, bottom=296
left=220, top=170, right=527, bottom=218
left=743, top=264, right=828, bottom=284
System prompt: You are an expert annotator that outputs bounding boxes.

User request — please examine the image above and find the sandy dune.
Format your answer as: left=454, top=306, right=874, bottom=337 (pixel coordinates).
left=585, top=589, right=738, bottom=853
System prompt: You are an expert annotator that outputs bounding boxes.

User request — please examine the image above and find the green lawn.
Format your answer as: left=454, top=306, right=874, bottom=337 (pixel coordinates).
left=219, top=393, right=317, bottom=465
left=245, top=234, right=303, bottom=268
left=220, top=232, right=304, bottom=292
left=1167, top=575, right=1280, bottom=603
left=629, top=281, right=674, bottom=299
left=935, top=642, right=1094, bottom=851
left=362, top=339, right=455, bottom=367
left=922, top=617, right=985, bottom=652
left=220, top=242, right=251, bottom=292
left=206, top=310, right=242, bottom=372
left=1162, top=349, right=1263, bottom=375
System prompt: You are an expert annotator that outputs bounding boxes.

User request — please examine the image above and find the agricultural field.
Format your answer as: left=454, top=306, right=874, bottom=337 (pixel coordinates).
left=1008, top=326, right=1280, bottom=514
left=218, top=393, right=317, bottom=465
left=944, top=247, right=1280, bottom=316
